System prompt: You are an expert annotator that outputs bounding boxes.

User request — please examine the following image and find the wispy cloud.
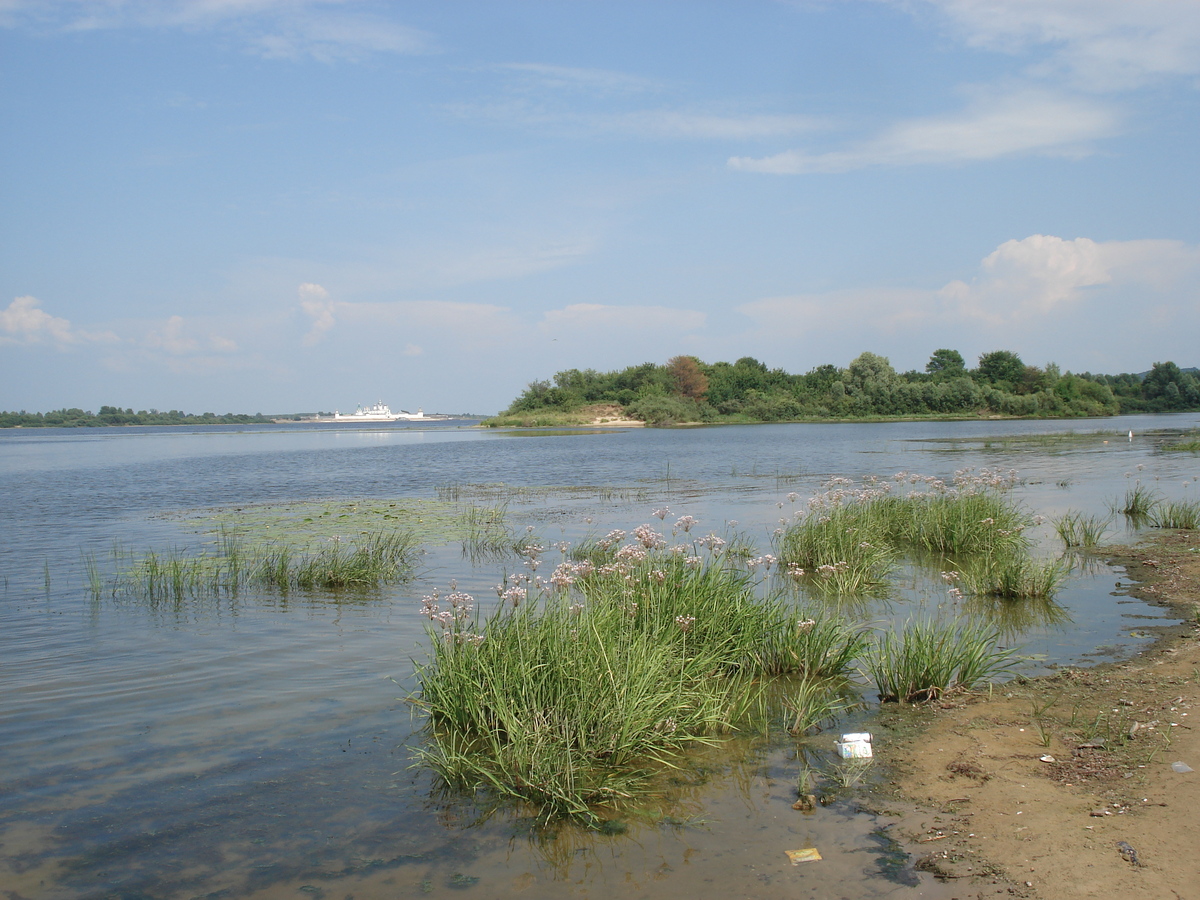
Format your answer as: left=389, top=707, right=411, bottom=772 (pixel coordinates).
left=539, top=303, right=706, bottom=336
left=298, top=282, right=336, bottom=346
left=449, top=99, right=827, bottom=141
left=143, top=314, right=239, bottom=355
left=729, top=87, right=1116, bottom=173
left=917, top=0, right=1200, bottom=91
left=0, top=1, right=434, bottom=61
left=0, top=296, right=117, bottom=347
left=736, top=234, right=1200, bottom=369
left=496, top=62, right=660, bottom=95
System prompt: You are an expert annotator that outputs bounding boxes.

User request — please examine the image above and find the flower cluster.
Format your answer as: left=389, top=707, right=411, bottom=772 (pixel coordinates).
left=633, top=524, right=667, bottom=549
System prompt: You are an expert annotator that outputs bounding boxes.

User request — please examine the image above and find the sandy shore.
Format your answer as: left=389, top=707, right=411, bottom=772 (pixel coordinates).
left=873, top=531, right=1200, bottom=898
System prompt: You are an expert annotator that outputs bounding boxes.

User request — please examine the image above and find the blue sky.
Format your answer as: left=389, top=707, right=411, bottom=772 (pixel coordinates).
left=2, top=0, right=1198, bottom=415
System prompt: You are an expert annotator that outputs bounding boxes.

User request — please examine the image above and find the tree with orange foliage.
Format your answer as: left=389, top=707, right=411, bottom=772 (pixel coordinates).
left=668, top=355, right=708, bottom=399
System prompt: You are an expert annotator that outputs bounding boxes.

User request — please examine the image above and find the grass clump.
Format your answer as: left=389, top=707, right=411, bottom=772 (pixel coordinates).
left=958, top=555, right=1066, bottom=600
left=101, top=529, right=420, bottom=603
left=778, top=470, right=1048, bottom=600
left=1149, top=499, right=1200, bottom=530
left=1116, top=484, right=1161, bottom=518
left=411, top=540, right=867, bottom=824
left=1054, top=511, right=1111, bottom=548
left=865, top=618, right=1018, bottom=703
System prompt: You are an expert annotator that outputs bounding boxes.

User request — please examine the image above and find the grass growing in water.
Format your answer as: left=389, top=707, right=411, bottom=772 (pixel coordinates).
left=98, top=529, right=420, bottom=603
left=865, top=618, right=1018, bottom=703
left=1149, top=499, right=1200, bottom=530
left=411, top=544, right=867, bottom=824
left=1054, top=511, right=1111, bottom=548
left=958, top=555, right=1066, bottom=600
left=1116, top=484, right=1160, bottom=518
left=778, top=470, right=1048, bottom=600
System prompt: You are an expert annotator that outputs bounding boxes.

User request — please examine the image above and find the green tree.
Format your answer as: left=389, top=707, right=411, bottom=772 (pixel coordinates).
left=925, top=349, right=965, bottom=378
left=975, top=351, right=1025, bottom=388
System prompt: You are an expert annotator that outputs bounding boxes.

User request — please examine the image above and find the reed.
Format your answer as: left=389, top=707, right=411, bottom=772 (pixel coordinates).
left=777, top=502, right=896, bottom=596
left=782, top=678, right=852, bottom=736
left=1115, top=484, right=1161, bottom=518
left=457, top=504, right=512, bottom=561
left=1054, top=511, right=1111, bottom=548
left=865, top=618, right=1018, bottom=703
left=104, top=529, right=420, bottom=602
left=958, top=554, right=1066, bottom=600
left=1149, top=499, right=1200, bottom=530
left=877, top=489, right=1030, bottom=557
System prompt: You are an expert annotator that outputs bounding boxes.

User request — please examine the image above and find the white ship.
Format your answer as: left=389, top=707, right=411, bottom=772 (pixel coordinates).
left=333, top=402, right=428, bottom=421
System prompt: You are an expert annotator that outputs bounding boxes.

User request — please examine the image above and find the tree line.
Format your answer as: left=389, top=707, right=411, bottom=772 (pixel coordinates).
left=0, top=406, right=273, bottom=428
left=495, top=350, right=1200, bottom=425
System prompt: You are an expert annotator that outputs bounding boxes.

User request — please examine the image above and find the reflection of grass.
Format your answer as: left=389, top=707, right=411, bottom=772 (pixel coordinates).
left=963, top=593, right=1072, bottom=637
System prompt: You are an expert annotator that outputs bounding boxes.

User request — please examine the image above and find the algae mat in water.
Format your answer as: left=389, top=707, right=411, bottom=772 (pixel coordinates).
left=171, top=498, right=466, bottom=550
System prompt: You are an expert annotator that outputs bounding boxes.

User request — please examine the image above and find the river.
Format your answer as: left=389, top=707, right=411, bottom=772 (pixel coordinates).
left=2, top=414, right=1198, bottom=899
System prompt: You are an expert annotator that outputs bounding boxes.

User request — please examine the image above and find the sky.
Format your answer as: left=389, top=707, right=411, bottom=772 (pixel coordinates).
left=1, top=0, right=1198, bottom=416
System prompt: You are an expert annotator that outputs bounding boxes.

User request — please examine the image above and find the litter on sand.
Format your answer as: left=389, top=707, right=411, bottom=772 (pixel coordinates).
left=786, top=848, right=822, bottom=864
left=836, top=732, right=873, bottom=759
left=1171, top=761, right=1193, bottom=773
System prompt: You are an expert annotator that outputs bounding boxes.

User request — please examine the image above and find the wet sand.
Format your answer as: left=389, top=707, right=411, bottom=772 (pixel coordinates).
left=878, top=531, right=1200, bottom=899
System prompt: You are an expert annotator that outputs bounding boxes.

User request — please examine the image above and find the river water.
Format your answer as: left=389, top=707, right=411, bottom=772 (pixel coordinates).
left=2, top=415, right=1198, bottom=899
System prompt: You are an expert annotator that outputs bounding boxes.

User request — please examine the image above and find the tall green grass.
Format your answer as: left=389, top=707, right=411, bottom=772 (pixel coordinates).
left=958, top=555, right=1066, bottom=600
left=1116, top=484, right=1160, bottom=518
left=1149, top=499, right=1200, bottom=530
left=1054, top=511, right=1111, bottom=548
left=865, top=619, right=1018, bottom=703
left=411, top=551, right=867, bottom=824
left=96, top=529, right=420, bottom=603
left=778, top=473, right=1044, bottom=600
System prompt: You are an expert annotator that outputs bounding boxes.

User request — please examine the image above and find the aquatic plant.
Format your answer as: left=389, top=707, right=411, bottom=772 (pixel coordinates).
left=411, top=543, right=867, bottom=824
left=1149, top=499, right=1200, bottom=530
left=957, top=554, right=1065, bottom=600
left=457, top=504, right=512, bottom=561
left=781, top=678, right=853, bottom=736
left=100, top=529, right=420, bottom=603
left=1115, top=484, right=1161, bottom=518
left=865, top=618, right=1018, bottom=703
left=779, top=470, right=1039, bottom=597
left=1054, top=511, right=1111, bottom=548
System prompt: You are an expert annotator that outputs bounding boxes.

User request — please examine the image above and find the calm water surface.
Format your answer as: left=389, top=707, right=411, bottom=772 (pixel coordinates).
left=3, top=415, right=1199, bottom=899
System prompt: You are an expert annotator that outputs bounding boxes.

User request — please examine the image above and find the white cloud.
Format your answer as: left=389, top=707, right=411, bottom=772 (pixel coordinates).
left=736, top=234, right=1200, bottom=371
left=916, top=0, right=1200, bottom=90
left=0, top=1, right=434, bottom=61
left=729, top=88, right=1117, bottom=173
left=298, top=282, right=336, bottom=345
left=0, top=296, right=117, bottom=347
left=144, top=314, right=239, bottom=355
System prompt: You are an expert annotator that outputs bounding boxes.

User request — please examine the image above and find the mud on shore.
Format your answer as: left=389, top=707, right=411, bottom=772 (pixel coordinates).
left=867, top=532, right=1200, bottom=899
